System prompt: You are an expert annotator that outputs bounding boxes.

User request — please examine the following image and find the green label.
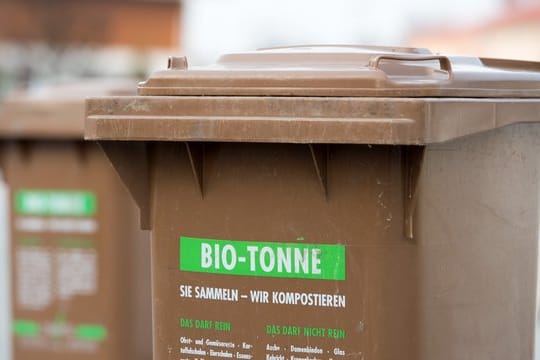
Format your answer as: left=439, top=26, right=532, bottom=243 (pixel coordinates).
left=57, top=238, right=96, bottom=249
left=180, top=236, right=346, bottom=281
left=13, top=320, right=107, bottom=342
left=13, top=320, right=40, bottom=338
left=17, top=237, right=43, bottom=247
left=15, top=190, right=97, bottom=217
left=74, top=324, right=107, bottom=342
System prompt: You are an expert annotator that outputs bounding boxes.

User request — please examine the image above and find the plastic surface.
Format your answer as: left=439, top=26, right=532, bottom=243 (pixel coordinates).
left=139, top=45, right=540, bottom=98
left=87, top=46, right=540, bottom=145
left=0, top=79, right=136, bottom=139
left=86, top=96, right=540, bottom=145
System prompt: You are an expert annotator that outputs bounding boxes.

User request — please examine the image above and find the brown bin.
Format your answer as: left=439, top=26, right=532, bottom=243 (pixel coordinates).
left=86, top=46, right=540, bottom=360
left=0, top=79, right=152, bottom=360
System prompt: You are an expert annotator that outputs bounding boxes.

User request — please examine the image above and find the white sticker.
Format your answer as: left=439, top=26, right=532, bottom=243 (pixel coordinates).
left=16, top=247, right=53, bottom=310
left=57, top=249, right=97, bottom=300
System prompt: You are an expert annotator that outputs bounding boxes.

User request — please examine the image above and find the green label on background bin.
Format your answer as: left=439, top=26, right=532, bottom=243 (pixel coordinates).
left=15, top=190, right=97, bottom=216
left=180, top=236, right=346, bottom=280
left=12, top=320, right=40, bottom=338
left=13, top=320, right=107, bottom=342
left=74, top=324, right=107, bottom=342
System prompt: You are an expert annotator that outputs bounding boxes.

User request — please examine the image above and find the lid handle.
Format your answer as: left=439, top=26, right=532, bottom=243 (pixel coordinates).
left=369, top=55, right=453, bottom=80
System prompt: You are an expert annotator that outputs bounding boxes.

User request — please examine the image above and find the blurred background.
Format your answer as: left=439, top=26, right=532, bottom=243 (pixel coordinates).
left=0, top=0, right=539, bottom=358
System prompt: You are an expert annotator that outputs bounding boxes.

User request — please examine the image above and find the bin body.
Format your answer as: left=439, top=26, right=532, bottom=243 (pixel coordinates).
left=85, top=46, right=540, bottom=360
left=0, top=81, right=152, bottom=360
left=149, top=142, right=418, bottom=359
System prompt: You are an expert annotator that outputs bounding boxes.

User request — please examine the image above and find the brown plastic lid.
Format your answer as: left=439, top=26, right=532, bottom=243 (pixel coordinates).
left=0, top=79, right=137, bottom=139
left=139, top=45, right=540, bottom=98
left=86, top=45, right=540, bottom=145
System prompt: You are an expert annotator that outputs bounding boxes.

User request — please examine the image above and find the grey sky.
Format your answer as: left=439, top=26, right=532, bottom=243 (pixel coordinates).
left=183, top=0, right=504, bottom=64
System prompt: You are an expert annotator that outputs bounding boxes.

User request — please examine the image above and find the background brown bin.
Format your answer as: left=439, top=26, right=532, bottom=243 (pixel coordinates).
left=86, top=46, right=540, bottom=360
left=0, top=80, right=152, bottom=360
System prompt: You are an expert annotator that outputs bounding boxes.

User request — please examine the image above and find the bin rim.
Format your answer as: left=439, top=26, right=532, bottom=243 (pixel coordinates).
left=85, top=96, right=540, bottom=145
left=0, top=78, right=137, bottom=140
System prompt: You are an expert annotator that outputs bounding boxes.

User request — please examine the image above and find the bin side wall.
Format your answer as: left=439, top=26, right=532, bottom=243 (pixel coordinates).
left=418, top=123, right=540, bottom=359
